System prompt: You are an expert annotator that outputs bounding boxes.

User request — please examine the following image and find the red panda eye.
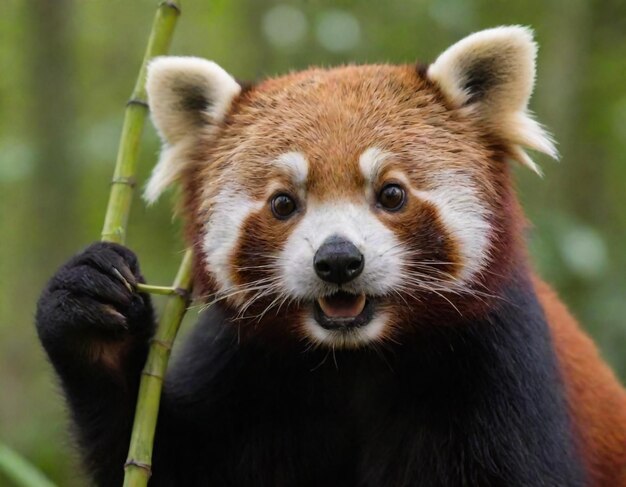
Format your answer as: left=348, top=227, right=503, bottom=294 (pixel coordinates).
left=378, top=184, right=406, bottom=211
left=271, top=194, right=297, bottom=219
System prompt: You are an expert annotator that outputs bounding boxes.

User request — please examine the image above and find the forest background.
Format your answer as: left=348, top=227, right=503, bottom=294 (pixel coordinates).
left=1, top=0, right=625, bottom=484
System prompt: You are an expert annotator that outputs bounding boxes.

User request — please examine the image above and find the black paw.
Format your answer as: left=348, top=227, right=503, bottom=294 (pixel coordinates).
left=36, top=242, right=154, bottom=351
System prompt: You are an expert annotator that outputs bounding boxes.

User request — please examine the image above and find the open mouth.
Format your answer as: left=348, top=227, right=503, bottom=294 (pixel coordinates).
left=314, top=291, right=374, bottom=330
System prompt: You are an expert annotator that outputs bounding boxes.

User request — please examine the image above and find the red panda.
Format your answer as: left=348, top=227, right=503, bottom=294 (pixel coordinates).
left=36, top=26, right=626, bottom=486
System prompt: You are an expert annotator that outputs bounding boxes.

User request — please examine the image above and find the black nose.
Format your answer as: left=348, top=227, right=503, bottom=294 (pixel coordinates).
left=314, top=235, right=364, bottom=285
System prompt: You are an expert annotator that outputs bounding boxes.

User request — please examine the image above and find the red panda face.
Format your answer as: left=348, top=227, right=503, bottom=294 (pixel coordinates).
left=145, top=27, right=556, bottom=349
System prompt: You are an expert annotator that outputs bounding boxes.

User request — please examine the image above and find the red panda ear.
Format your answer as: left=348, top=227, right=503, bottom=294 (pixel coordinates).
left=427, top=26, right=557, bottom=174
left=144, top=57, right=241, bottom=203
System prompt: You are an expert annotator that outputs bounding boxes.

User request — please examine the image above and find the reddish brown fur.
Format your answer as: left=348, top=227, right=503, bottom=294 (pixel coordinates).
left=535, top=277, right=626, bottom=486
left=176, top=63, right=626, bottom=481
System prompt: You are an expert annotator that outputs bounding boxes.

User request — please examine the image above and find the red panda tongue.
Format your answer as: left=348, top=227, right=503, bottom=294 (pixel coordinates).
left=318, top=293, right=366, bottom=318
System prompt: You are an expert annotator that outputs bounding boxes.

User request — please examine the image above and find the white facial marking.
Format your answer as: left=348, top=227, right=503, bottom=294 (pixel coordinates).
left=274, top=151, right=309, bottom=186
left=359, top=147, right=390, bottom=184
left=303, top=312, right=391, bottom=348
left=402, top=170, right=491, bottom=283
left=203, top=189, right=264, bottom=296
left=280, top=200, right=405, bottom=300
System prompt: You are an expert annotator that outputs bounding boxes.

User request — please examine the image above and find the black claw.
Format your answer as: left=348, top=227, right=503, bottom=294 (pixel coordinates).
left=112, top=266, right=134, bottom=293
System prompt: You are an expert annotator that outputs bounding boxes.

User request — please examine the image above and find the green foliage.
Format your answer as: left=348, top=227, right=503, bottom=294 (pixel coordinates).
left=1, top=0, right=625, bottom=485
left=0, top=443, right=55, bottom=487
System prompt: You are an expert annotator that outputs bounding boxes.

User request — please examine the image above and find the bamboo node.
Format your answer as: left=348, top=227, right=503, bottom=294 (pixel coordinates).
left=141, top=370, right=165, bottom=380
left=149, top=338, right=173, bottom=351
left=101, top=228, right=124, bottom=243
left=124, top=459, right=152, bottom=476
left=174, top=287, right=192, bottom=301
left=126, top=98, right=149, bottom=108
left=110, top=176, right=137, bottom=188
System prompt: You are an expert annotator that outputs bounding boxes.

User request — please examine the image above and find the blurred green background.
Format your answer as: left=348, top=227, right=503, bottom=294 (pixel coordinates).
left=1, top=0, right=625, bottom=484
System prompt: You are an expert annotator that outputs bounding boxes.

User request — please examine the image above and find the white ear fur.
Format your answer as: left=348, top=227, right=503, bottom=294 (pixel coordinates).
left=427, top=26, right=557, bottom=173
left=144, top=56, right=241, bottom=203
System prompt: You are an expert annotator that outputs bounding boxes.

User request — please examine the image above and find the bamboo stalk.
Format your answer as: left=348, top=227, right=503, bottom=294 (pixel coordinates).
left=123, top=249, right=193, bottom=486
left=94, top=1, right=193, bottom=485
left=101, top=0, right=181, bottom=244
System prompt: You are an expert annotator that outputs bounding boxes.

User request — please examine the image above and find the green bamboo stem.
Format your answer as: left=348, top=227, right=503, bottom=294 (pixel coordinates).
left=101, top=0, right=181, bottom=244
left=0, top=442, right=56, bottom=487
left=95, top=1, right=191, bottom=485
left=123, top=249, right=193, bottom=486
left=136, top=283, right=180, bottom=296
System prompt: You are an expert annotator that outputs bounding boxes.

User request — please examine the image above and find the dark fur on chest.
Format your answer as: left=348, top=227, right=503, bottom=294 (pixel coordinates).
left=152, top=272, right=585, bottom=486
